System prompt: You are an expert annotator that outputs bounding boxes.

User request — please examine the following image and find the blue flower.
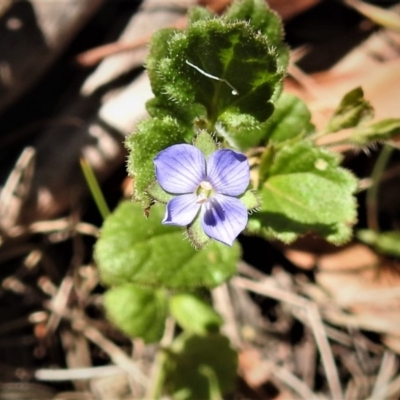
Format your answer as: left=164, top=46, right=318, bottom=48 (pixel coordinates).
left=154, top=144, right=250, bottom=246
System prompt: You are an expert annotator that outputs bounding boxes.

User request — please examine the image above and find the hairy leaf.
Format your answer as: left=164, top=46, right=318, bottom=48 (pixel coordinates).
left=248, top=142, right=358, bottom=243
left=225, top=0, right=289, bottom=73
left=350, top=118, right=400, bottom=146
left=150, top=18, right=283, bottom=150
left=125, top=117, right=190, bottom=204
left=95, top=202, right=240, bottom=289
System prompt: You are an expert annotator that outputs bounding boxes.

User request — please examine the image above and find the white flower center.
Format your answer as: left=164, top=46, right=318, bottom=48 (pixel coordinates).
left=196, top=180, right=213, bottom=204
left=196, top=193, right=208, bottom=204
left=200, top=181, right=212, bottom=191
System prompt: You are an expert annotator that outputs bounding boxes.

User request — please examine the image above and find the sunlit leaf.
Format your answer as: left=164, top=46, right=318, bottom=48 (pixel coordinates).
left=149, top=18, right=283, bottom=150
left=225, top=0, right=289, bottom=73
left=125, top=117, right=190, bottom=205
left=95, top=202, right=240, bottom=289
left=262, top=93, right=314, bottom=143
left=248, top=142, right=358, bottom=243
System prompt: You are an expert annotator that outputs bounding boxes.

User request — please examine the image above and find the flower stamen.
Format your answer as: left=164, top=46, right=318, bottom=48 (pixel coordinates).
left=200, top=181, right=213, bottom=191
left=196, top=181, right=213, bottom=204
left=196, top=193, right=208, bottom=204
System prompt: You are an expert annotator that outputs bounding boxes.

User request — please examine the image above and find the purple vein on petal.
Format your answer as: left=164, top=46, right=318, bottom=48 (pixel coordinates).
left=163, top=194, right=200, bottom=226
left=154, top=144, right=206, bottom=194
left=207, top=149, right=250, bottom=196
left=201, top=194, right=248, bottom=246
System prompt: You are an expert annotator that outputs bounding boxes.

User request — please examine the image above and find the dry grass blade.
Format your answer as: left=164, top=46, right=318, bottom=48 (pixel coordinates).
left=43, top=293, right=149, bottom=387
left=232, top=276, right=344, bottom=400
left=72, top=319, right=149, bottom=387
left=212, top=283, right=242, bottom=348
left=7, top=218, right=100, bottom=239
left=368, top=351, right=398, bottom=399
left=144, top=317, right=176, bottom=399
left=305, top=304, right=344, bottom=400
left=35, top=365, right=125, bottom=381
left=271, top=363, right=322, bottom=400
left=0, top=147, right=35, bottom=231
left=75, top=36, right=151, bottom=67
left=75, top=0, right=196, bottom=68
left=344, top=0, right=400, bottom=32
left=46, top=276, right=74, bottom=335
left=379, top=373, right=400, bottom=399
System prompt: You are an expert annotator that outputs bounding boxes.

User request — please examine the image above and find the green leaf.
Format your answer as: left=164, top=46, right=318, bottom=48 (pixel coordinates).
left=95, top=202, right=240, bottom=289
left=188, top=6, right=214, bottom=24
left=257, top=144, right=275, bottom=188
left=146, top=28, right=178, bottom=98
left=238, top=190, right=260, bottom=210
left=262, top=93, right=314, bottom=143
left=350, top=118, right=400, bottom=146
left=161, top=19, right=279, bottom=121
left=141, top=1, right=289, bottom=155
left=216, top=112, right=271, bottom=150
left=147, top=181, right=174, bottom=204
left=225, top=0, right=289, bottom=74
left=104, top=284, right=167, bottom=343
left=357, top=229, right=400, bottom=258
left=125, top=117, right=190, bottom=205
left=197, top=365, right=223, bottom=400
left=193, top=131, right=218, bottom=158
left=187, top=212, right=212, bottom=249
left=169, top=293, right=223, bottom=335
left=145, top=97, right=204, bottom=126
left=248, top=142, right=358, bottom=243
left=325, top=87, right=374, bottom=133
left=164, top=333, right=237, bottom=400
left=146, top=28, right=206, bottom=124
left=153, top=18, right=282, bottom=148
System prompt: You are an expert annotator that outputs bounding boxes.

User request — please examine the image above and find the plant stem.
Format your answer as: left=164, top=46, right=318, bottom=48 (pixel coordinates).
left=145, top=349, right=168, bottom=400
left=366, top=145, right=393, bottom=231
left=80, top=158, right=110, bottom=220
left=145, top=317, right=175, bottom=399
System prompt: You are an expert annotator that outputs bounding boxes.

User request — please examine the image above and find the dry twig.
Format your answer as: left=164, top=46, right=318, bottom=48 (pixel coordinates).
left=233, top=275, right=344, bottom=400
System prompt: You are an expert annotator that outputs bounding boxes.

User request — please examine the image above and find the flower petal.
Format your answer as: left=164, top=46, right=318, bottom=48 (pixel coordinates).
left=163, top=194, right=200, bottom=226
left=154, top=144, right=206, bottom=194
left=207, top=149, right=250, bottom=196
left=201, top=194, right=248, bottom=246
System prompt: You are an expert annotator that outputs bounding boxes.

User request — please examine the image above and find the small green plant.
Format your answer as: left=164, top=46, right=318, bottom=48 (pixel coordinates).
left=93, top=0, right=400, bottom=398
